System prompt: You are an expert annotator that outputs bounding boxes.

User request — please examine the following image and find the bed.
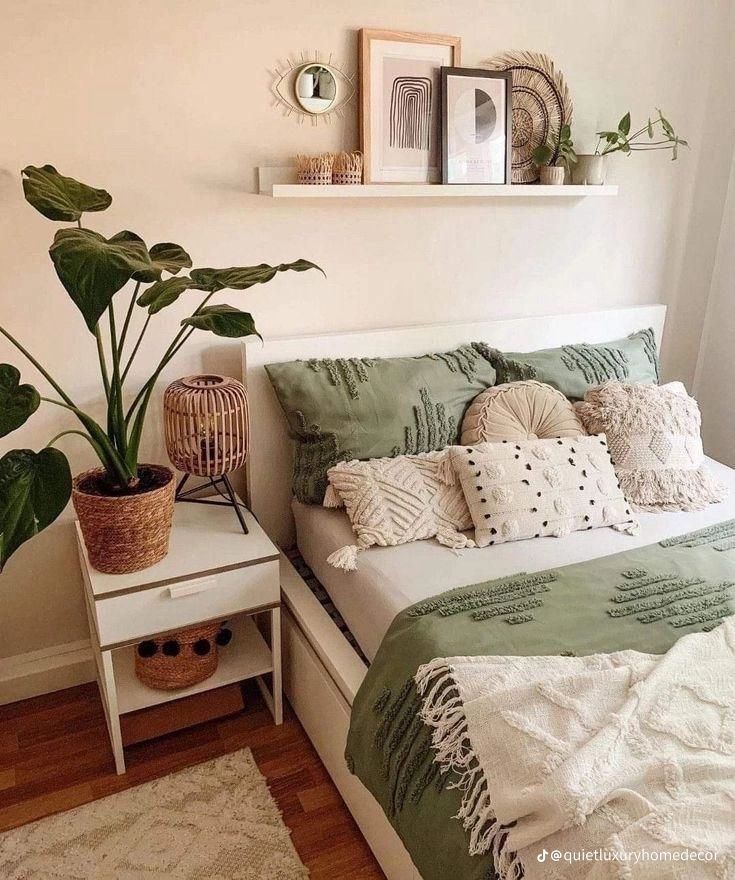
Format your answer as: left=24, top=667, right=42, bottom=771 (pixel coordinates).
left=242, top=304, right=731, bottom=879
left=292, top=461, right=735, bottom=664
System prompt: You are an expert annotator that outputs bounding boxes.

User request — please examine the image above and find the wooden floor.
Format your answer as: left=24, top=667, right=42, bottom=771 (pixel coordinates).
left=0, top=680, right=385, bottom=879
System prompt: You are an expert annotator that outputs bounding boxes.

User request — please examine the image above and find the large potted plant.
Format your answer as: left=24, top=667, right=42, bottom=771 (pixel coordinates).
left=0, top=165, right=320, bottom=574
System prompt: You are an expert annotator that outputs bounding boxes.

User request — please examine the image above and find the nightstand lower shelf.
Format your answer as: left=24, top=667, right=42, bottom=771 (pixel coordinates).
left=114, top=616, right=273, bottom=714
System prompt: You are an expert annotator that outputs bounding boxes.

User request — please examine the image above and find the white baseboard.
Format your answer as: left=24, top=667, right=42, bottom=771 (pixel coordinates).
left=0, top=639, right=96, bottom=706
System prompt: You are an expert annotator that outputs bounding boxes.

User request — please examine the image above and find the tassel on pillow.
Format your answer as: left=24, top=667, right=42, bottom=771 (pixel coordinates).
left=435, top=451, right=456, bottom=486
left=327, top=534, right=374, bottom=570
left=326, top=544, right=361, bottom=571
left=323, top=483, right=344, bottom=508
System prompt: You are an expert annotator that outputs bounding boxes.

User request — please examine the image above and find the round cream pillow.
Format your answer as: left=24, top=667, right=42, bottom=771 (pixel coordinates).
left=461, top=380, right=586, bottom=444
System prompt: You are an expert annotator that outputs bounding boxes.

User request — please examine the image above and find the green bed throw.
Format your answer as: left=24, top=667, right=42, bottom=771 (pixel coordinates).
left=346, top=520, right=735, bottom=880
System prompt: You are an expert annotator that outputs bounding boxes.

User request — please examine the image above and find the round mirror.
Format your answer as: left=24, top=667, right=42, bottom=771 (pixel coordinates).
left=294, top=64, right=338, bottom=115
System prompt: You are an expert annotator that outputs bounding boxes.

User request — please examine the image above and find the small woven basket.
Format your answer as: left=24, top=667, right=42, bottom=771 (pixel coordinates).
left=297, top=169, right=332, bottom=185
left=332, top=151, right=362, bottom=185
left=296, top=153, right=333, bottom=185
left=135, top=622, right=220, bottom=690
left=73, top=465, right=175, bottom=574
left=331, top=169, right=362, bottom=185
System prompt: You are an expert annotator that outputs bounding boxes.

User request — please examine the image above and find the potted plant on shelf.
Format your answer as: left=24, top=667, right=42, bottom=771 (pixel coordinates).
left=573, top=109, right=687, bottom=184
left=531, top=124, right=577, bottom=185
left=0, top=165, right=321, bottom=574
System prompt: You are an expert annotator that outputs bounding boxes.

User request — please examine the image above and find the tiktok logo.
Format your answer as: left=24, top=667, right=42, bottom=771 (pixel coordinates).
left=537, top=849, right=548, bottom=863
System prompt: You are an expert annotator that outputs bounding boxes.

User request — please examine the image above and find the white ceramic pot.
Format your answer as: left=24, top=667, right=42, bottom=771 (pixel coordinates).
left=539, top=165, right=565, bottom=185
left=573, top=154, right=606, bottom=185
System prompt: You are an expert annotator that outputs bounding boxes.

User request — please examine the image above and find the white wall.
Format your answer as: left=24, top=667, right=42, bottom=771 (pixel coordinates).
left=694, top=157, right=735, bottom=464
left=0, top=0, right=731, bottom=669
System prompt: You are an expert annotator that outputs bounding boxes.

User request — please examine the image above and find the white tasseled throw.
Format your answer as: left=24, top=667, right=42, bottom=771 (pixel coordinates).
left=416, top=618, right=735, bottom=879
left=324, top=450, right=474, bottom=571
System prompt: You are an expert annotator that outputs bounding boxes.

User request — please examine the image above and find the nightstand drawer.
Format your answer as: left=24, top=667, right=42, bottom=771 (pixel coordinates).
left=92, top=560, right=279, bottom=647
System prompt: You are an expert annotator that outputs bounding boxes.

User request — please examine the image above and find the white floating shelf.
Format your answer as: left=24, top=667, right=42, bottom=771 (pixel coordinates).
left=113, top=615, right=272, bottom=714
left=258, top=167, right=618, bottom=199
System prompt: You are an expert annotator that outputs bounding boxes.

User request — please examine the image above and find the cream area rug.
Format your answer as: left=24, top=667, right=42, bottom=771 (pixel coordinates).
left=0, top=749, right=309, bottom=879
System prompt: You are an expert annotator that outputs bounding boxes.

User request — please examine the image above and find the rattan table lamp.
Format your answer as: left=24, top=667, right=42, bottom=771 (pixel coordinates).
left=164, top=374, right=250, bottom=533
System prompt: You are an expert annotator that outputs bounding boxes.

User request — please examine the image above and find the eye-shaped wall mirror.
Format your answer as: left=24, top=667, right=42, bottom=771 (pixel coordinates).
left=271, top=53, right=355, bottom=125
left=295, top=64, right=337, bottom=114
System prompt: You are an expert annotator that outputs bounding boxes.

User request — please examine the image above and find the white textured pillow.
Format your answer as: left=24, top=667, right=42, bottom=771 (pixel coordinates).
left=461, top=380, right=585, bottom=444
left=324, top=450, right=474, bottom=570
left=575, top=382, right=726, bottom=512
left=447, top=436, right=638, bottom=548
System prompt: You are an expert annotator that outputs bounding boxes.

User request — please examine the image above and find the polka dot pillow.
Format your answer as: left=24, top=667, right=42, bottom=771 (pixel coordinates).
left=446, top=435, right=638, bottom=548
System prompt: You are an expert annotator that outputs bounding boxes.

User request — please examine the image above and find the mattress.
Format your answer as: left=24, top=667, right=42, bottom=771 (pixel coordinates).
left=293, top=457, right=735, bottom=662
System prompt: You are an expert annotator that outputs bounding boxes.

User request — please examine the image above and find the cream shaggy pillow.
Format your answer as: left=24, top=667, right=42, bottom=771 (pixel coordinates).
left=461, top=380, right=586, bottom=444
left=446, top=435, right=638, bottom=548
left=575, top=381, right=726, bottom=512
left=323, top=450, right=474, bottom=571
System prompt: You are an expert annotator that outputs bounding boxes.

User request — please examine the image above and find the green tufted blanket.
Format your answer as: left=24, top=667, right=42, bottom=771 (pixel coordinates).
left=345, top=520, right=735, bottom=880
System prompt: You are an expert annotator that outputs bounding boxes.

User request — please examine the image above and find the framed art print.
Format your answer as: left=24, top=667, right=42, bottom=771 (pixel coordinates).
left=359, top=29, right=461, bottom=183
left=441, top=67, right=512, bottom=184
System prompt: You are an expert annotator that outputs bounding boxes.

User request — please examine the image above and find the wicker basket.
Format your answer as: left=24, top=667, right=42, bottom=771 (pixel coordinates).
left=73, top=464, right=175, bottom=574
left=332, top=151, right=363, bottom=185
left=297, top=169, right=332, bottom=185
left=135, top=622, right=220, bottom=690
left=331, top=169, right=362, bottom=185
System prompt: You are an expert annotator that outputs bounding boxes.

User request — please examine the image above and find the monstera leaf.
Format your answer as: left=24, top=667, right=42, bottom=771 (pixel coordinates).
left=0, top=448, right=71, bottom=570
left=138, top=259, right=322, bottom=316
left=50, top=229, right=160, bottom=331
left=134, top=242, right=192, bottom=280
left=181, top=305, right=261, bottom=339
left=21, top=165, right=112, bottom=222
left=0, top=365, right=40, bottom=438
left=189, top=259, right=323, bottom=292
left=137, top=275, right=209, bottom=315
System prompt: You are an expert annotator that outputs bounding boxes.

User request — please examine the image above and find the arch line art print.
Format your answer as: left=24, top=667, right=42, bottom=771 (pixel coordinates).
left=389, top=76, right=432, bottom=150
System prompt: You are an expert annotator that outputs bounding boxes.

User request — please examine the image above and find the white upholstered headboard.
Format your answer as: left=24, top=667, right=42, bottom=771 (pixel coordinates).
left=242, top=304, right=666, bottom=547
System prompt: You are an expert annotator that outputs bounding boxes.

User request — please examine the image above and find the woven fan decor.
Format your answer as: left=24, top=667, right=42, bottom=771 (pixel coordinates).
left=484, top=51, right=572, bottom=183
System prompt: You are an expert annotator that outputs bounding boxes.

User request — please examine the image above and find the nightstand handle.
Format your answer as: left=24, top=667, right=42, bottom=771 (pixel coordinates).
left=168, top=576, right=217, bottom=599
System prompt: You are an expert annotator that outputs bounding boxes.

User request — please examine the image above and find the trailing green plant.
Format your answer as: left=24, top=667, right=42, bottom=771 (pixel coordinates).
left=0, top=165, right=322, bottom=570
left=531, top=124, right=577, bottom=170
left=595, top=110, right=688, bottom=159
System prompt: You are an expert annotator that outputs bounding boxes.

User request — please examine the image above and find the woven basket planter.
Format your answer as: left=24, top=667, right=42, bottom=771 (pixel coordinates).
left=135, top=622, right=221, bottom=690
left=297, top=169, right=332, bottom=185
left=73, top=464, right=175, bottom=574
left=332, top=169, right=362, bottom=185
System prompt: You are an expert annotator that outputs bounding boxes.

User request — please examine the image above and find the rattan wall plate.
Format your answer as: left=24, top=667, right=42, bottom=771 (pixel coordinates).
left=484, top=51, right=573, bottom=184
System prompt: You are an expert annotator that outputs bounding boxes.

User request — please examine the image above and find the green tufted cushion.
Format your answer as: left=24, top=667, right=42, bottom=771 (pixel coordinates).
left=265, top=346, right=496, bottom=504
left=473, top=327, right=659, bottom=401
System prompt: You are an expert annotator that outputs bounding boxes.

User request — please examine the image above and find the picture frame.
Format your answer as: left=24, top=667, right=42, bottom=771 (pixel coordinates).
left=359, top=29, right=461, bottom=184
left=441, top=67, right=513, bottom=185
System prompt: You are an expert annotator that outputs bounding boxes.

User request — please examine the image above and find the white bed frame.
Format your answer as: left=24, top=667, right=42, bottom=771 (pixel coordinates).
left=243, top=305, right=667, bottom=879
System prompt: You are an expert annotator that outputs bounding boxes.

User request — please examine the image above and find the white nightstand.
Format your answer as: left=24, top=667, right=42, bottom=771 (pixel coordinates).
left=77, top=499, right=282, bottom=774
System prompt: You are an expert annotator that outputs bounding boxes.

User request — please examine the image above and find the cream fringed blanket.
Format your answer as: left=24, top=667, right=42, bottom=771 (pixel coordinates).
left=416, top=618, right=735, bottom=879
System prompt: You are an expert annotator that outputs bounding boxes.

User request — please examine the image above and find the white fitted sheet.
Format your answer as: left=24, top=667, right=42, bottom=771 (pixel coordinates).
left=293, top=457, right=735, bottom=662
